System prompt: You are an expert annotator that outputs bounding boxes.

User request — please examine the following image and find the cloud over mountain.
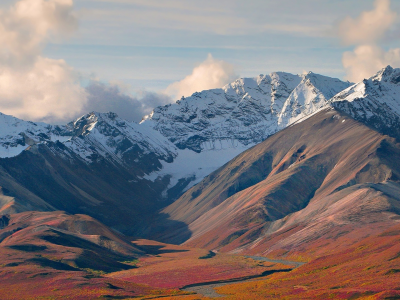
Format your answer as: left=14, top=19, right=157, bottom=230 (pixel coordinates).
left=84, top=81, right=172, bottom=122
left=0, top=0, right=86, bottom=123
left=0, top=1, right=235, bottom=124
left=338, top=0, right=396, bottom=46
left=166, top=54, right=237, bottom=98
left=0, top=0, right=78, bottom=65
left=339, top=0, right=400, bottom=82
left=342, top=45, right=400, bottom=83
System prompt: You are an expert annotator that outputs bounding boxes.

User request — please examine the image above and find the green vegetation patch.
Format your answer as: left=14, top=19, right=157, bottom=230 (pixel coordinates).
left=220, top=230, right=247, bottom=246
left=198, top=251, right=216, bottom=259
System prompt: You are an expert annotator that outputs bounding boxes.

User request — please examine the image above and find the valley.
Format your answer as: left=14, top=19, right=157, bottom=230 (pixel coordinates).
left=1, top=67, right=400, bottom=299
left=181, top=256, right=303, bottom=298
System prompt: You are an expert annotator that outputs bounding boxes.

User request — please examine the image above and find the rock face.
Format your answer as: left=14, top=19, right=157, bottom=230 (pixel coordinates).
left=278, top=72, right=352, bottom=126
left=0, top=66, right=399, bottom=238
left=0, top=112, right=71, bottom=158
left=1, top=67, right=400, bottom=300
left=331, top=66, right=400, bottom=140
left=62, top=112, right=176, bottom=174
left=157, top=108, right=400, bottom=253
left=0, top=70, right=353, bottom=204
left=144, top=73, right=302, bottom=153
left=144, top=72, right=351, bottom=153
left=139, top=72, right=351, bottom=193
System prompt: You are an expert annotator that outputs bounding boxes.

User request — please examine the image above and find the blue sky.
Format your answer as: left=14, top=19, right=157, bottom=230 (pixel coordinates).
left=0, top=0, right=399, bottom=123
left=40, top=0, right=398, bottom=90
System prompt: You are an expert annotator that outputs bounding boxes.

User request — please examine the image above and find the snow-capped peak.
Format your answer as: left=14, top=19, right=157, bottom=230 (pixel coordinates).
left=1, top=67, right=399, bottom=202
left=67, top=112, right=101, bottom=136
left=143, top=72, right=310, bottom=153
left=277, top=73, right=352, bottom=126
left=332, top=65, right=400, bottom=111
left=331, top=66, right=400, bottom=139
left=61, top=111, right=176, bottom=166
left=0, top=112, right=71, bottom=158
left=371, top=65, right=397, bottom=82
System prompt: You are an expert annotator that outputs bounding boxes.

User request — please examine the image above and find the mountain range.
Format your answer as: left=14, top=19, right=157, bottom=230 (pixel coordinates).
left=0, top=67, right=399, bottom=227
left=1, top=66, right=400, bottom=299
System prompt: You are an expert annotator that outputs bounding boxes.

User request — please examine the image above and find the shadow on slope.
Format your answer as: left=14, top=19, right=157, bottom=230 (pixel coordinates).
left=154, top=108, right=400, bottom=254
left=0, top=140, right=180, bottom=237
left=0, top=211, right=142, bottom=273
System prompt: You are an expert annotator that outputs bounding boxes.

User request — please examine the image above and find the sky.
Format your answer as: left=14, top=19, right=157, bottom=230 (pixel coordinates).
left=0, top=0, right=399, bottom=123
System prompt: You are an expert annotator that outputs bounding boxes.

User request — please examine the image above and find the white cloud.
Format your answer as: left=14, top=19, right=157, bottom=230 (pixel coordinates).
left=0, top=0, right=78, bottom=66
left=338, top=0, right=396, bottom=46
left=85, top=81, right=172, bottom=122
left=166, top=54, right=237, bottom=98
left=0, top=0, right=178, bottom=124
left=0, top=57, right=86, bottom=122
left=338, top=0, right=400, bottom=82
left=0, top=0, right=85, bottom=123
left=343, top=45, right=400, bottom=82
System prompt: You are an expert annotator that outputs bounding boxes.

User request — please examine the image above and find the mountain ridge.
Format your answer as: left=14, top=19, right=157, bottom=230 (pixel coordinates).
left=1, top=66, right=400, bottom=299
left=0, top=67, right=399, bottom=237
left=157, top=107, right=400, bottom=254
left=0, top=69, right=355, bottom=201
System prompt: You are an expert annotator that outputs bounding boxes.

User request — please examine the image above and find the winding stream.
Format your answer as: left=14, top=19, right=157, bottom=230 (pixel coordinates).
left=181, top=256, right=305, bottom=298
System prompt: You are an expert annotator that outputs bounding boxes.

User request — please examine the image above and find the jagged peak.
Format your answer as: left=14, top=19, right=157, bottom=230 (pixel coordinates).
left=269, top=71, right=302, bottom=85
left=370, top=65, right=400, bottom=83
left=374, top=65, right=394, bottom=78
left=67, top=111, right=125, bottom=137
left=222, top=71, right=301, bottom=89
left=302, top=71, right=325, bottom=81
left=270, top=71, right=300, bottom=77
left=70, top=111, right=129, bottom=129
left=330, top=64, right=400, bottom=134
left=77, top=111, right=120, bottom=120
left=301, top=71, right=346, bottom=84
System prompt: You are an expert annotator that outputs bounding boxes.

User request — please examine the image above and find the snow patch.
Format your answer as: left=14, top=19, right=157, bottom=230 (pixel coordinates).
left=145, top=144, right=249, bottom=197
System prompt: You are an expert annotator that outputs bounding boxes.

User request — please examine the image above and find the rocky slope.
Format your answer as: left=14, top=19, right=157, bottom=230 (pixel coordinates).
left=156, top=108, right=400, bottom=254
left=0, top=211, right=142, bottom=272
left=331, top=65, right=400, bottom=140
left=0, top=70, right=353, bottom=207
left=0, top=67, right=400, bottom=299
left=144, top=72, right=350, bottom=152
left=0, top=67, right=399, bottom=238
left=141, top=71, right=351, bottom=192
left=0, top=113, right=71, bottom=158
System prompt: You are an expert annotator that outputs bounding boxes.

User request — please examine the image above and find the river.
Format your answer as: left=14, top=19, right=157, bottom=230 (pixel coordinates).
left=181, top=256, right=305, bottom=298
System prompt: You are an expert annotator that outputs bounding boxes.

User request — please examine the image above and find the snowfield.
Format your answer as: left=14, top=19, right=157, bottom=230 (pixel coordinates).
left=1, top=66, right=399, bottom=198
